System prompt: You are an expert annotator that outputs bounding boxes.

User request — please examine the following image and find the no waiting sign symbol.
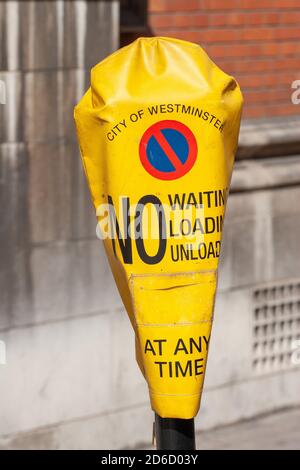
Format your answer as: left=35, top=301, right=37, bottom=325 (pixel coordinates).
left=139, top=120, right=198, bottom=181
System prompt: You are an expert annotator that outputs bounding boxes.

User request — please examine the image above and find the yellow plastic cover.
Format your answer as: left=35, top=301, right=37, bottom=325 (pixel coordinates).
left=74, top=37, right=243, bottom=419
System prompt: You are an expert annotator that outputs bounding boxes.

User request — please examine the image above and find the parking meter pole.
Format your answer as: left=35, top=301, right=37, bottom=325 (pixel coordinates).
left=155, top=414, right=196, bottom=450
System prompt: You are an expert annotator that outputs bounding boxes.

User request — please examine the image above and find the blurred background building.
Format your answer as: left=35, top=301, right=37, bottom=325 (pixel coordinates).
left=0, top=0, right=300, bottom=449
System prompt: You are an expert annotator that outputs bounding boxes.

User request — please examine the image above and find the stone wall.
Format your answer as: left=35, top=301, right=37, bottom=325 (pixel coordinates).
left=1, top=0, right=300, bottom=450
left=0, top=0, right=134, bottom=450
left=148, top=0, right=300, bottom=119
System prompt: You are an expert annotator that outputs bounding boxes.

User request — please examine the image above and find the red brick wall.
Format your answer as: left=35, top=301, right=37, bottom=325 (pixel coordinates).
left=148, top=0, right=300, bottom=119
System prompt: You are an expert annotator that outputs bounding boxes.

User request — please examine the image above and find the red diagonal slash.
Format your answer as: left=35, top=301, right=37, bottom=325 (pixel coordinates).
left=139, top=120, right=197, bottom=181
left=153, top=130, right=184, bottom=171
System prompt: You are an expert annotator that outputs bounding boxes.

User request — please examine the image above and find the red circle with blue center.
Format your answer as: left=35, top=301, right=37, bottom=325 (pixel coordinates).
left=139, top=120, right=198, bottom=181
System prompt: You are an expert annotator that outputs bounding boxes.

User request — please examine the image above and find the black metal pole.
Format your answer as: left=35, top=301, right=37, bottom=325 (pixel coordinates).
left=155, top=414, right=196, bottom=450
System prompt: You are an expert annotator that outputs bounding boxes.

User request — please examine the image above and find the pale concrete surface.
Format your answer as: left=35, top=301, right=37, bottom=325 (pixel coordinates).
left=196, top=407, right=300, bottom=450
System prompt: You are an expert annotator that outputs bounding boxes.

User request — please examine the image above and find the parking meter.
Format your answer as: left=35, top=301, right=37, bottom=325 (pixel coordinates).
left=74, top=37, right=243, bottom=443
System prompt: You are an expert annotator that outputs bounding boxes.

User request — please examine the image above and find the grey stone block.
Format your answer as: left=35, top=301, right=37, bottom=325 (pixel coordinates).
left=226, top=191, right=256, bottom=222
left=230, top=219, right=256, bottom=288
left=24, top=69, right=89, bottom=144
left=60, top=0, right=118, bottom=70
left=110, top=308, right=147, bottom=409
left=221, top=187, right=300, bottom=289
left=0, top=403, right=153, bottom=450
left=20, top=1, right=59, bottom=71
left=205, top=289, right=252, bottom=389
left=84, top=1, right=119, bottom=69
left=273, top=214, right=300, bottom=280
left=232, top=156, right=300, bottom=192
left=0, top=2, right=7, bottom=70
left=238, top=116, right=300, bottom=160
left=271, top=185, right=300, bottom=217
left=251, top=191, right=274, bottom=285
left=24, top=71, right=60, bottom=143
left=195, top=408, right=300, bottom=450
left=218, top=221, right=232, bottom=291
left=199, top=369, right=300, bottom=431
left=0, top=313, right=113, bottom=436
left=0, top=1, right=21, bottom=72
left=0, top=71, right=23, bottom=143
left=16, top=1, right=118, bottom=71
